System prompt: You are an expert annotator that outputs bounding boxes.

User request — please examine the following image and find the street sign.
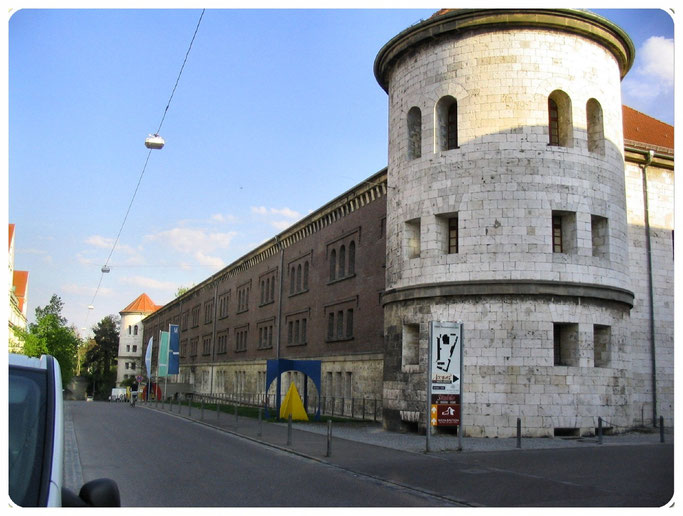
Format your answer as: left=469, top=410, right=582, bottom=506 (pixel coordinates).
left=430, top=322, right=462, bottom=396
left=428, top=321, right=463, bottom=430
left=431, top=404, right=460, bottom=426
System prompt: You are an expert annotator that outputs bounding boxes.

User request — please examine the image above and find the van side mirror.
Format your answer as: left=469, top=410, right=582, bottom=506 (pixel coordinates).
left=62, top=478, right=120, bottom=507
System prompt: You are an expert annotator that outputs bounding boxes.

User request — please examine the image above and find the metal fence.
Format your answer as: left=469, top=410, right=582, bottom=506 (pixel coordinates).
left=176, top=391, right=382, bottom=422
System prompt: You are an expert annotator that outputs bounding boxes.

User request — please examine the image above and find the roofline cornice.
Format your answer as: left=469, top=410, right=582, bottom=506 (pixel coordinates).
left=374, top=9, right=635, bottom=92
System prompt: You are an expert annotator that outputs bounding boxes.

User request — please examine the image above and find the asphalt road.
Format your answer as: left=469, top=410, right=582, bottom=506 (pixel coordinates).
left=64, top=401, right=453, bottom=507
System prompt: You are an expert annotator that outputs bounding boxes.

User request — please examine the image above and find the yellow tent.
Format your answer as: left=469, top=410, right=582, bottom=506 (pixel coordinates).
left=279, top=383, right=309, bottom=421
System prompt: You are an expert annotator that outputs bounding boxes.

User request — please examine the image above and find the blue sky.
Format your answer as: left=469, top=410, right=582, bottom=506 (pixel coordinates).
left=6, top=7, right=675, bottom=336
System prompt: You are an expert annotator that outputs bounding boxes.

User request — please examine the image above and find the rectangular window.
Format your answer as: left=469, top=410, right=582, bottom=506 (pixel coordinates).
left=237, top=284, right=251, bottom=313
left=202, top=335, right=212, bottom=356
left=218, top=292, right=229, bottom=319
left=553, top=323, right=579, bottom=366
left=235, top=327, right=248, bottom=352
left=191, top=305, right=200, bottom=327
left=448, top=216, right=458, bottom=254
left=327, top=313, right=335, bottom=340
left=552, top=211, right=577, bottom=254
left=402, top=323, right=420, bottom=371
left=591, top=215, right=609, bottom=259
left=405, top=218, right=421, bottom=259
left=217, top=332, right=228, bottom=354
left=594, top=325, right=611, bottom=367
left=344, top=371, right=353, bottom=399
left=552, top=215, right=563, bottom=253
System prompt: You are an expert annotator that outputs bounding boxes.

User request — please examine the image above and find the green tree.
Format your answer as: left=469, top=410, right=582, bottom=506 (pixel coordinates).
left=82, top=315, right=120, bottom=399
left=175, top=284, right=194, bottom=297
left=16, top=294, right=81, bottom=386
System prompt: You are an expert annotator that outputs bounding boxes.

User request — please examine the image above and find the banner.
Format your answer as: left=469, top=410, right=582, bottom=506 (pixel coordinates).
left=145, top=337, right=153, bottom=378
left=158, top=331, right=169, bottom=377
left=168, top=324, right=180, bottom=375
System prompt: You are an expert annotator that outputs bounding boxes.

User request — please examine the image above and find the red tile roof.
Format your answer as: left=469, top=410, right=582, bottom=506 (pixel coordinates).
left=120, top=293, right=161, bottom=314
left=623, top=105, right=674, bottom=154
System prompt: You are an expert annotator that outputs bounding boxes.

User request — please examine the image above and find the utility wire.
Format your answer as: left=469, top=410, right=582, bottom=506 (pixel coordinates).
left=83, top=9, right=206, bottom=331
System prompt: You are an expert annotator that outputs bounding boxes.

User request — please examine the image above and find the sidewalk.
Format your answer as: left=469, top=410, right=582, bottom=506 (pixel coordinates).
left=138, top=400, right=674, bottom=506
left=138, top=398, right=670, bottom=455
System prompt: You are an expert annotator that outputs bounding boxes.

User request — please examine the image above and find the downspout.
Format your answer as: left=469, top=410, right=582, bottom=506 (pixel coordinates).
left=642, top=149, right=658, bottom=426
left=275, top=236, right=285, bottom=411
left=209, top=282, right=218, bottom=397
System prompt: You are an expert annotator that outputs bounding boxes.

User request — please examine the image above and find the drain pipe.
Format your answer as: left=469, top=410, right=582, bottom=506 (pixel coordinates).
left=275, top=237, right=285, bottom=413
left=642, top=149, right=658, bottom=427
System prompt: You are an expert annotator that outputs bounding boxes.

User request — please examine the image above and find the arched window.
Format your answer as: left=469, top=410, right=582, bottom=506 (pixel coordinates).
left=290, top=267, right=296, bottom=294
left=586, top=98, right=605, bottom=155
left=296, top=264, right=302, bottom=292
left=329, top=249, right=337, bottom=281
left=348, top=241, right=356, bottom=275
left=303, top=261, right=309, bottom=290
left=436, top=96, right=458, bottom=151
left=339, top=245, right=346, bottom=278
left=260, top=280, right=265, bottom=304
left=548, top=90, right=573, bottom=147
left=134, top=325, right=138, bottom=336
left=407, top=106, right=422, bottom=160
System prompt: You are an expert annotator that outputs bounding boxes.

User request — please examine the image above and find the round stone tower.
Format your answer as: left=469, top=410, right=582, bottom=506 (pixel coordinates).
left=375, top=9, right=636, bottom=437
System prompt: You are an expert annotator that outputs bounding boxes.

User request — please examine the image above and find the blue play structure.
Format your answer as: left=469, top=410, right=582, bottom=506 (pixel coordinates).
left=265, top=359, right=322, bottom=420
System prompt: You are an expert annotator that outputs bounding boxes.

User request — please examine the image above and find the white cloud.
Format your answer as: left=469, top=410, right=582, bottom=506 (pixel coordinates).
left=61, top=283, right=113, bottom=297
left=194, top=251, right=225, bottom=269
left=639, top=36, right=674, bottom=86
left=251, top=206, right=269, bottom=215
left=251, top=206, right=303, bottom=230
left=85, top=235, right=139, bottom=256
left=211, top=213, right=238, bottom=224
left=119, top=275, right=177, bottom=291
left=144, top=226, right=236, bottom=270
left=146, top=227, right=236, bottom=254
left=622, top=35, right=674, bottom=114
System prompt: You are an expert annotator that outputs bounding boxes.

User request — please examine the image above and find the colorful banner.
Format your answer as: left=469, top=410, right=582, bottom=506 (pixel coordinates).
left=158, top=331, right=169, bottom=377
left=168, top=324, right=180, bottom=375
left=145, top=337, right=153, bottom=378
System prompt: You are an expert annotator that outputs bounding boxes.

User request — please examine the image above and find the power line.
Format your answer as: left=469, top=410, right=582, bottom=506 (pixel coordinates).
left=83, top=9, right=206, bottom=330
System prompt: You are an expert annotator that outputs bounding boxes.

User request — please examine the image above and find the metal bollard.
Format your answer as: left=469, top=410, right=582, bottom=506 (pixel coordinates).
left=217, top=401, right=220, bottom=421
left=516, top=418, right=521, bottom=449
left=326, top=419, right=332, bottom=457
left=200, top=398, right=204, bottom=420
left=598, top=417, right=603, bottom=445
left=660, top=416, right=665, bottom=443
left=287, top=415, right=292, bottom=446
left=258, top=408, right=263, bottom=437
left=234, top=404, right=238, bottom=424
left=188, top=398, right=192, bottom=417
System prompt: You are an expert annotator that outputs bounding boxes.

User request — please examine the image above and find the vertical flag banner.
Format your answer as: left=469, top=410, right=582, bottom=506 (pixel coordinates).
left=158, top=331, right=169, bottom=377
left=168, top=324, right=180, bottom=375
left=145, top=337, right=153, bottom=379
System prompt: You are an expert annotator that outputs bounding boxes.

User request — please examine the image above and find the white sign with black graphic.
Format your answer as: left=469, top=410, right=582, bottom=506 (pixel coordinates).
left=430, top=322, right=462, bottom=395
